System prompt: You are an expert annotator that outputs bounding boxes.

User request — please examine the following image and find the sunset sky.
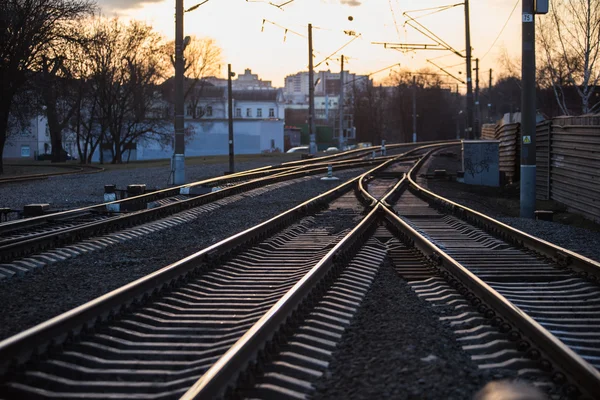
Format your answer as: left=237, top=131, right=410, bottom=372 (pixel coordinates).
left=98, top=0, right=523, bottom=89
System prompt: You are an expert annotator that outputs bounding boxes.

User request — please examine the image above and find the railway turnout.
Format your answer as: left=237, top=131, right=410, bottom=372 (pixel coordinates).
left=0, top=143, right=599, bottom=399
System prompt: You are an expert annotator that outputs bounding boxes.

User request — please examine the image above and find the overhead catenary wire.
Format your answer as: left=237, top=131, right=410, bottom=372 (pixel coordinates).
left=405, top=2, right=464, bottom=21
left=261, top=19, right=306, bottom=39
left=388, top=0, right=402, bottom=41
left=314, top=34, right=362, bottom=68
left=480, top=0, right=519, bottom=61
left=344, top=62, right=402, bottom=85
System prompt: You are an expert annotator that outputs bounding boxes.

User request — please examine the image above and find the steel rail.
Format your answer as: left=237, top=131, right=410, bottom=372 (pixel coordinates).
left=0, top=165, right=105, bottom=185
left=0, top=157, right=388, bottom=262
left=389, top=148, right=600, bottom=396
left=406, top=148, right=600, bottom=278
left=0, top=164, right=298, bottom=232
left=0, top=150, right=394, bottom=234
left=278, top=139, right=457, bottom=168
left=180, top=147, right=452, bottom=399
left=381, top=206, right=600, bottom=397
left=0, top=158, right=391, bottom=375
left=180, top=161, right=403, bottom=399
left=182, top=201, right=380, bottom=400
left=0, top=139, right=444, bottom=231
left=356, top=143, right=459, bottom=208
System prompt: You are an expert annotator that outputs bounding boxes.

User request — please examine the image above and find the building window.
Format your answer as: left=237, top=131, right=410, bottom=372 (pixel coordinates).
left=269, top=108, right=275, bottom=117
left=186, top=105, right=194, bottom=116
left=257, top=108, right=262, bottom=117
left=21, top=145, right=30, bottom=157
left=246, top=108, right=252, bottom=117
left=206, top=106, right=213, bottom=117
left=235, top=108, right=241, bottom=117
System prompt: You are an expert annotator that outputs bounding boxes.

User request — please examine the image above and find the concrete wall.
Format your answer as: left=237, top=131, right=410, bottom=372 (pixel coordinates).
left=92, top=119, right=284, bottom=162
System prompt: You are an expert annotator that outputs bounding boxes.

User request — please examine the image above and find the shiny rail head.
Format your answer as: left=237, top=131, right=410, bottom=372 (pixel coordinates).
left=404, top=146, right=600, bottom=277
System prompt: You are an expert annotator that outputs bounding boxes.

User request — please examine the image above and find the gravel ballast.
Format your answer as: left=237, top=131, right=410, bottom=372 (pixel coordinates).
left=0, top=158, right=297, bottom=212
left=425, top=150, right=600, bottom=263
left=0, top=169, right=365, bottom=341
left=311, top=262, right=515, bottom=400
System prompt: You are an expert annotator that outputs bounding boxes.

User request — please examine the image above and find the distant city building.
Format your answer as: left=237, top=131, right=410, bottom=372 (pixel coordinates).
left=283, top=70, right=368, bottom=104
left=282, top=69, right=367, bottom=144
left=205, top=68, right=273, bottom=91
left=137, top=78, right=286, bottom=160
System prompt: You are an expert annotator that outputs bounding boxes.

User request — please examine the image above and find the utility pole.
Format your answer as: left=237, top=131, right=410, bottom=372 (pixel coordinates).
left=308, top=23, right=317, bottom=155
left=412, top=75, right=417, bottom=143
left=455, top=84, right=461, bottom=139
left=338, top=55, right=344, bottom=150
left=228, top=64, right=234, bottom=174
left=474, top=58, right=480, bottom=139
left=488, top=68, right=493, bottom=122
left=172, top=0, right=185, bottom=185
left=464, top=0, right=474, bottom=140
left=521, top=0, right=537, bottom=218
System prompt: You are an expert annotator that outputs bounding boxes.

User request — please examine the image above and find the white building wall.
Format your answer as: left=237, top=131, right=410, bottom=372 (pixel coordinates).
left=233, top=100, right=281, bottom=119
left=130, top=119, right=284, bottom=161
left=2, top=116, right=67, bottom=159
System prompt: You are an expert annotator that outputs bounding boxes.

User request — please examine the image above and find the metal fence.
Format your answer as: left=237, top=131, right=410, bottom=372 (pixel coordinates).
left=535, top=121, right=551, bottom=200
left=546, top=117, right=600, bottom=222
left=481, top=122, right=520, bottom=183
left=486, top=116, right=600, bottom=222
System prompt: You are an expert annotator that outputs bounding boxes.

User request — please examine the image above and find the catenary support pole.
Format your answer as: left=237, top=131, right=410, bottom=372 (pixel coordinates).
left=308, top=23, right=316, bottom=155
left=228, top=64, right=234, bottom=174
left=338, top=55, right=344, bottom=150
left=172, top=0, right=185, bottom=185
left=464, top=0, right=474, bottom=140
left=412, top=75, right=417, bottom=143
left=488, top=68, right=493, bottom=122
left=474, top=57, right=480, bottom=139
left=521, top=0, right=536, bottom=218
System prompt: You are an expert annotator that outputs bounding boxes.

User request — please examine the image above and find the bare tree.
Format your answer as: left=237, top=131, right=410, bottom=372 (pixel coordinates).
left=162, top=36, right=222, bottom=118
left=0, top=0, right=95, bottom=173
left=36, top=53, right=82, bottom=161
left=86, top=18, right=167, bottom=164
left=538, top=0, right=600, bottom=114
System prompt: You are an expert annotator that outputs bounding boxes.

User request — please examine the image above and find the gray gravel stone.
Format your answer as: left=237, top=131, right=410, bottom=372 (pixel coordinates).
left=311, top=262, right=516, bottom=400
left=0, top=169, right=365, bottom=341
left=0, top=158, right=295, bottom=212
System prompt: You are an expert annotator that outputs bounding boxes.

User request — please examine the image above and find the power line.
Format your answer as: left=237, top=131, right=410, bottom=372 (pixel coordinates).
left=344, top=62, right=402, bottom=85
left=406, top=3, right=463, bottom=21
left=480, top=0, right=519, bottom=60
left=388, top=0, right=402, bottom=41
left=403, top=3, right=464, bottom=15
left=440, top=61, right=465, bottom=69
left=246, top=0, right=295, bottom=11
left=314, top=34, right=361, bottom=68
left=261, top=19, right=306, bottom=39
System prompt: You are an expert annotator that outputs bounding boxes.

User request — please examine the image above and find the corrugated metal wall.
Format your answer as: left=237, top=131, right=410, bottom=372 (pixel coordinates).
left=481, top=122, right=520, bottom=183
left=548, top=117, right=600, bottom=222
left=486, top=115, right=600, bottom=223
left=535, top=121, right=551, bottom=200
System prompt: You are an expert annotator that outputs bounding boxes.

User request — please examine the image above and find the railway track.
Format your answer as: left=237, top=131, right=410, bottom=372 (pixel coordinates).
left=183, top=149, right=600, bottom=399
left=0, top=153, right=402, bottom=272
left=0, top=156, right=405, bottom=399
left=0, top=141, right=440, bottom=278
left=3, top=143, right=597, bottom=399
left=0, top=165, right=104, bottom=185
